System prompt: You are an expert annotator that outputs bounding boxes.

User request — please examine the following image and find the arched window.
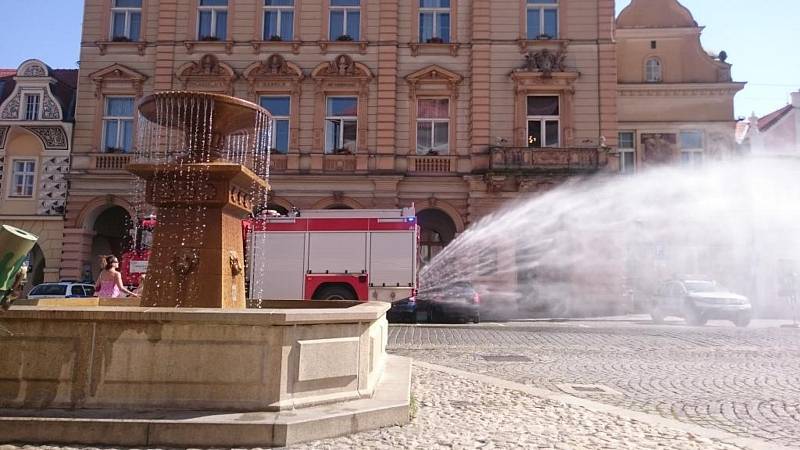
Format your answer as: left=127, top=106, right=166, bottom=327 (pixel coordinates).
left=645, top=58, right=662, bottom=83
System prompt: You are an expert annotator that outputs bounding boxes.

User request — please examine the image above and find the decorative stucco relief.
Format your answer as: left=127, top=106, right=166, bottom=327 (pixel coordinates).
left=89, top=64, right=148, bottom=99
left=41, top=92, right=61, bottom=120
left=177, top=54, right=237, bottom=95
left=243, top=54, right=304, bottom=96
left=521, top=49, right=568, bottom=78
left=21, top=62, right=47, bottom=77
left=38, top=156, right=69, bottom=215
left=22, top=126, right=69, bottom=150
left=0, top=126, right=9, bottom=149
left=0, top=93, right=21, bottom=119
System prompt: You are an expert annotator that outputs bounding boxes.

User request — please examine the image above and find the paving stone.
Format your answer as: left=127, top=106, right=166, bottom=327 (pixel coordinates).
left=389, top=321, right=800, bottom=447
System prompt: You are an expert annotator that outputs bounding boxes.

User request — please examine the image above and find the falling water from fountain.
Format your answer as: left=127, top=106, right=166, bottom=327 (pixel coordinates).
left=130, top=91, right=272, bottom=308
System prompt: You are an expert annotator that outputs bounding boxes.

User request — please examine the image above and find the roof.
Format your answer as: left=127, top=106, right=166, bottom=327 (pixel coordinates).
left=758, top=104, right=793, bottom=132
left=0, top=67, right=78, bottom=121
left=617, top=0, right=699, bottom=29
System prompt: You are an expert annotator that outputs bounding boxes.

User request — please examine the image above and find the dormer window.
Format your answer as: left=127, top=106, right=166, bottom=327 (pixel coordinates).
left=24, top=94, right=40, bottom=121
left=111, top=0, right=142, bottom=41
left=646, top=58, right=662, bottom=83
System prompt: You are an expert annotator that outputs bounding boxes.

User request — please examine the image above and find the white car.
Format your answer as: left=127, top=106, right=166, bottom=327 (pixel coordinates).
left=27, top=282, right=96, bottom=299
left=649, top=279, right=752, bottom=327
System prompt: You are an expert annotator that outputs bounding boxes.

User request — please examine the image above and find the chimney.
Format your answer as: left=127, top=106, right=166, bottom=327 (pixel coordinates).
left=792, top=90, right=800, bottom=108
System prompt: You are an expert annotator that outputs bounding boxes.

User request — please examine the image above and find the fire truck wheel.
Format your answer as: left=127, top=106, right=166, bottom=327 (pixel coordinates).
left=313, top=284, right=357, bottom=301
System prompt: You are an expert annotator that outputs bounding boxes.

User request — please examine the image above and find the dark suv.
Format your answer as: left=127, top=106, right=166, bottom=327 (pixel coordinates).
left=649, top=279, right=752, bottom=327
left=417, top=281, right=481, bottom=323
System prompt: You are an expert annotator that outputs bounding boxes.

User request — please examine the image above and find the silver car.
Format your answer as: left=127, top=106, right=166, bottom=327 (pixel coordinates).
left=27, top=282, right=96, bottom=300
left=650, top=279, right=752, bottom=327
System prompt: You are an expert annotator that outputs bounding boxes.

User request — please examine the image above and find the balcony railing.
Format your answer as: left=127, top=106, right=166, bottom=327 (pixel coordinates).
left=92, top=153, right=133, bottom=171
left=489, top=146, right=599, bottom=172
left=269, top=155, right=288, bottom=172
left=407, top=155, right=456, bottom=175
left=323, top=154, right=358, bottom=172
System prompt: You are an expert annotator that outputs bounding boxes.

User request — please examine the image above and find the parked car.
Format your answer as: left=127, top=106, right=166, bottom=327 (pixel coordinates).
left=417, top=281, right=481, bottom=324
left=649, top=279, right=752, bottom=327
left=386, top=296, right=418, bottom=323
left=26, top=282, right=96, bottom=300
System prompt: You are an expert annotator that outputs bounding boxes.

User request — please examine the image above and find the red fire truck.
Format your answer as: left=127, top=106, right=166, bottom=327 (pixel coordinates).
left=245, top=208, right=419, bottom=302
left=119, top=215, right=156, bottom=287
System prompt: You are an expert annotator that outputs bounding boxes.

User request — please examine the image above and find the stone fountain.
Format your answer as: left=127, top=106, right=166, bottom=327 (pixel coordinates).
left=0, top=92, right=410, bottom=448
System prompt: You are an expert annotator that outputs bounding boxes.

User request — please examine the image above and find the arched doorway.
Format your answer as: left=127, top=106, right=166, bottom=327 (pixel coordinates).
left=91, top=206, right=133, bottom=276
left=325, top=204, right=354, bottom=210
left=417, top=209, right=457, bottom=266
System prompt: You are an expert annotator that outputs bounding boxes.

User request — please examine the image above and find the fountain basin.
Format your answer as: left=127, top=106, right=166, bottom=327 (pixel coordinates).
left=0, top=301, right=390, bottom=412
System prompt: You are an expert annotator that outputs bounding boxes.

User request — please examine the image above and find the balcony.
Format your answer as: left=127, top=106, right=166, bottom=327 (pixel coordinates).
left=91, top=153, right=133, bottom=172
left=407, top=155, right=457, bottom=175
left=489, top=146, right=598, bottom=173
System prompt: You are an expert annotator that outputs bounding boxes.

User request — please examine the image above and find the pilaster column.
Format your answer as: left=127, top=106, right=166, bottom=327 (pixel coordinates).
left=470, top=0, right=492, bottom=158
left=375, top=0, right=399, bottom=171
left=154, top=0, right=179, bottom=91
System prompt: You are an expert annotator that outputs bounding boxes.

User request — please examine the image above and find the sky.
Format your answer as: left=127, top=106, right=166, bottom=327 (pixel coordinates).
left=0, top=0, right=797, bottom=118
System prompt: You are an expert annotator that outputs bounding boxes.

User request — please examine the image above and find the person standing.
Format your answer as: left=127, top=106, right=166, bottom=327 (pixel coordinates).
left=95, top=255, right=138, bottom=298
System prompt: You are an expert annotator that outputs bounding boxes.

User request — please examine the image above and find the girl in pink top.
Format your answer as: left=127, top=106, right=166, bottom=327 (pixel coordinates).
left=95, top=255, right=138, bottom=298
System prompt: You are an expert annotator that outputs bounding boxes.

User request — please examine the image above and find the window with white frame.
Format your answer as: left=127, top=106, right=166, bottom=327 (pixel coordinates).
left=325, top=97, right=358, bottom=153
left=260, top=96, right=290, bottom=154
left=680, top=130, right=704, bottom=166
left=198, top=0, right=228, bottom=40
left=24, top=94, right=40, bottom=121
left=645, top=58, right=662, bottom=83
left=618, top=131, right=636, bottom=174
left=103, top=97, right=135, bottom=153
left=329, top=0, right=360, bottom=41
left=10, top=160, right=36, bottom=198
left=264, top=0, right=294, bottom=41
left=417, top=98, right=449, bottom=155
left=111, top=0, right=142, bottom=41
left=527, top=96, right=560, bottom=148
left=419, top=0, right=450, bottom=43
left=527, top=0, right=558, bottom=39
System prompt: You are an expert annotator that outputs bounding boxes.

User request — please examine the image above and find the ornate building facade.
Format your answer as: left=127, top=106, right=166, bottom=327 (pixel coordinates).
left=615, top=0, right=745, bottom=173
left=61, top=0, right=742, bottom=284
left=0, top=60, right=76, bottom=289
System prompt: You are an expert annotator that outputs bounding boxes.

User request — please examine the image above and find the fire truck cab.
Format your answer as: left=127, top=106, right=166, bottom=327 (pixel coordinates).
left=246, top=207, right=418, bottom=302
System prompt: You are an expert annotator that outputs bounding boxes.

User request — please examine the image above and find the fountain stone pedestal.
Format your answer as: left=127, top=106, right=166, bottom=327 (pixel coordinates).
left=127, top=162, right=268, bottom=309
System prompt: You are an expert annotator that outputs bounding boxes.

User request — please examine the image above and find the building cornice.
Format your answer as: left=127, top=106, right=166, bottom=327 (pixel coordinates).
left=615, top=27, right=703, bottom=39
left=618, top=82, right=746, bottom=97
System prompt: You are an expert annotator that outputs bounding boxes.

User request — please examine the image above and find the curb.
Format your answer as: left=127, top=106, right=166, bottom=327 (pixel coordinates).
left=414, top=360, right=792, bottom=450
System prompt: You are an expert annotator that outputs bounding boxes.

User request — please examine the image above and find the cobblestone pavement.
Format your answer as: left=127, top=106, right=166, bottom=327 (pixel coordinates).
left=0, top=365, right=753, bottom=450
left=292, top=365, right=747, bottom=450
left=388, top=320, right=800, bottom=447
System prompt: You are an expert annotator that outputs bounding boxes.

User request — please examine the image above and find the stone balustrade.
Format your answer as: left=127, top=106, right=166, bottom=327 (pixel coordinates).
left=489, top=146, right=599, bottom=172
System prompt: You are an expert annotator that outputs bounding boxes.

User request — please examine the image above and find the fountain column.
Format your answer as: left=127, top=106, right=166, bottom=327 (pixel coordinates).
left=127, top=92, right=272, bottom=308
left=127, top=163, right=267, bottom=308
